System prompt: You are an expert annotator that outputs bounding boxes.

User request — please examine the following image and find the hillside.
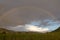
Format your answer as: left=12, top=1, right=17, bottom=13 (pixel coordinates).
left=0, top=28, right=60, bottom=40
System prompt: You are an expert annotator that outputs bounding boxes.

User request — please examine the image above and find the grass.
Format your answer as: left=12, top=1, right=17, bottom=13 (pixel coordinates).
left=0, top=28, right=60, bottom=40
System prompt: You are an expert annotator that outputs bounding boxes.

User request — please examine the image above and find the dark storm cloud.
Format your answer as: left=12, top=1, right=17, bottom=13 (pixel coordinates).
left=0, top=0, right=59, bottom=20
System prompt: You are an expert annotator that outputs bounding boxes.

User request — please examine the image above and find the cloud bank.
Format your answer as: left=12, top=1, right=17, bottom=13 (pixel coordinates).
left=3, top=19, right=60, bottom=33
left=5, top=24, right=49, bottom=33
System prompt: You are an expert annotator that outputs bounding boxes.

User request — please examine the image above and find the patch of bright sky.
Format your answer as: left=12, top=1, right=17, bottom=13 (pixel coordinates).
left=29, top=19, right=60, bottom=32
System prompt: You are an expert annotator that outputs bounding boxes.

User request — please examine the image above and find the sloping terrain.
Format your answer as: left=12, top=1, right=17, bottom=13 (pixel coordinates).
left=0, top=27, right=60, bottom=40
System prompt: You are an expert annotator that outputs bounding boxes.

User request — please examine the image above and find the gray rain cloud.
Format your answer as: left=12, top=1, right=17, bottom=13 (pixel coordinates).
left=0, top=0, right=60, bottom=33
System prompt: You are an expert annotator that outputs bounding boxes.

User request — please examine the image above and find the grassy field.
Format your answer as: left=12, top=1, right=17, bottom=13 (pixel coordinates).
left=0, top=28, right=60, bottom=40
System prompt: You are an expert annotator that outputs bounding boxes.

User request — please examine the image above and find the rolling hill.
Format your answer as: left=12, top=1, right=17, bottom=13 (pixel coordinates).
left=0, top=27, right=60, bottom=40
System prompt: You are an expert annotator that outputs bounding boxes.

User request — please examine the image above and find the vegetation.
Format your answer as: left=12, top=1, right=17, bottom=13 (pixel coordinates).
left=0, top=27, right=60, bottom=40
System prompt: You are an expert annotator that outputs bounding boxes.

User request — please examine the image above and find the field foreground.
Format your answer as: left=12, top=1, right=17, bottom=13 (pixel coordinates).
left=0, top=28, right=60, bottom=40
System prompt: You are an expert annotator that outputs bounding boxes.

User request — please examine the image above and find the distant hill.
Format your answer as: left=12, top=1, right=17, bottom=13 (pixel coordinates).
left=0, top=27, right=60, bottom=40
left=0, top=27, right=60, bottom=33
left=53, top=27, right=60, bottom=32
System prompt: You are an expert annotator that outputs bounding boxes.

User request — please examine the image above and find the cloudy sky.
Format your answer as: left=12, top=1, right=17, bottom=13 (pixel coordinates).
left=0, top=0, right=60, bottom=33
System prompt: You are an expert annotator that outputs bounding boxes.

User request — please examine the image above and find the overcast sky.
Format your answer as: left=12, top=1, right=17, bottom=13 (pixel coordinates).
left=0, top=0, right=60, bottom=33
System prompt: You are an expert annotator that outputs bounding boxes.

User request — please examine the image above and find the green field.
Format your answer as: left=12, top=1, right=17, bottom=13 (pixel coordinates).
left=0, top=28, right=60, bottom=40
